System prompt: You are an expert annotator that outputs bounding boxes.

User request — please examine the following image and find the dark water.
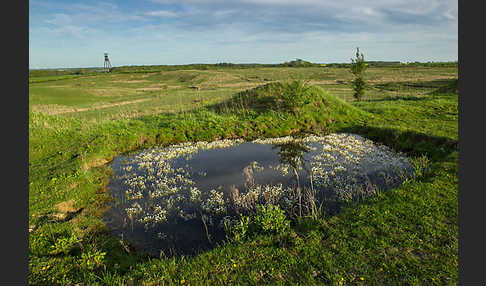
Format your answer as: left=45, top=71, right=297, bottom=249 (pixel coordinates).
left=103, top=135, right=414, bottom=257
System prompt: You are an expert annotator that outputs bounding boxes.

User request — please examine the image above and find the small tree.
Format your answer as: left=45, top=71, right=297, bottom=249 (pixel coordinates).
left=350, top=47, right=368, bottom=101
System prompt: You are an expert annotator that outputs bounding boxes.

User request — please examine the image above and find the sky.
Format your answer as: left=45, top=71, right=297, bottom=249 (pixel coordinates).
left=29, top=0, right=458, bottom=69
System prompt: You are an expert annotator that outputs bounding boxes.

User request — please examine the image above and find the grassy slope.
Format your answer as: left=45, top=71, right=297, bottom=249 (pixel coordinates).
left=28, top=69, right=458, bottom=285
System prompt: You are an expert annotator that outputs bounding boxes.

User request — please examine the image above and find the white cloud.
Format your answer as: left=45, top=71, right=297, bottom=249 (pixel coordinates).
left=45, top=13, right=72, bottom=26
left=145, top=10, right=179, bottom=17
left=30, top=0, right=457, bottom=68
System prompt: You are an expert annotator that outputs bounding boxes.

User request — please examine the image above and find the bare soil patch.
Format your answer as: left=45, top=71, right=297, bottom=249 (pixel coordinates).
left=82, top=157, right=110, bottom=171
left=53, top=199, right=83, bottom=221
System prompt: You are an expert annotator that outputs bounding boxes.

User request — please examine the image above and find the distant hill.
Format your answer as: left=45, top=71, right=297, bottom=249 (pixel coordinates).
left=29, top=60, right=457, bottom=76
left=282, top=59, right=319, bottom=67
left=29, top=67, right=103, bottom=77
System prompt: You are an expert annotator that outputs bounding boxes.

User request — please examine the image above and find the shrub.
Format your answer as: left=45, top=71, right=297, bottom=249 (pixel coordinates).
left=253, top=204, right=290, bottom=236
left=222, top=80, right=317, bottom=116
left=278, top=80, right=311, bottom=115
left=350, top=47, right=368, bottom=101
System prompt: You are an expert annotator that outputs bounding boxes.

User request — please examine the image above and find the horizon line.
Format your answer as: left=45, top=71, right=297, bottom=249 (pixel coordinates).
left=29, top=59, right=459, bottom=70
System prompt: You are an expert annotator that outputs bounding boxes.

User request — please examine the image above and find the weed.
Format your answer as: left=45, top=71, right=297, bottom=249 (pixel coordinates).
left=51, top=232, right=80, bottom=255
left=411, top=154, right=431, bottom=179
left=228, top=216, right=251, bottom=241
left=78, top=246, right=107, bottom=271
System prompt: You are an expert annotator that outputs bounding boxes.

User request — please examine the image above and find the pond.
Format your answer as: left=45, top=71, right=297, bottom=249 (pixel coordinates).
left=103, top=133, right=414, bottom=256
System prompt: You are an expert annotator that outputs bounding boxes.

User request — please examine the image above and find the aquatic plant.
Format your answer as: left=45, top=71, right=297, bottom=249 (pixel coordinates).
left=308, top=133, right=411, bottom=202
left=107, top=133, right=413, bottom=246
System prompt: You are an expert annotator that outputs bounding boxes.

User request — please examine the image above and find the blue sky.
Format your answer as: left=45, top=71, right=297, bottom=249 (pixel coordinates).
left=29, top=0, right=458, bottom=69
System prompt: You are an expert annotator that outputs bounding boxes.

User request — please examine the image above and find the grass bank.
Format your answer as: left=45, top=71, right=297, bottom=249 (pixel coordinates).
left=29, top=68, right=458, bottom=285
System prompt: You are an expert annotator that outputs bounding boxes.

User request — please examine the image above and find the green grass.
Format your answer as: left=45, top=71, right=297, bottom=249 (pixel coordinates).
left=29, top=65, right=458, bottom=285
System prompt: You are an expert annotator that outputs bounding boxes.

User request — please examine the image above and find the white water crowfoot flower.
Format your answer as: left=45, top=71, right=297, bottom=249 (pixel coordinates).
left=112, top=138, right=246, bottom=230
left=108, top=134, right=413, bottom=239
left=202, top=189, right=226, bottom=215
left=231, top=183, right=295, bottom=212
left=190, top=187, right=202, bottom=203
left=125, top=189, right=143, bottom=200
left=138, top=205, right=168, bottom=228
left=156, top=232, right=168, bottom=240
left=310, top=133, right=413, bottom=202
left=125, top=202, right=142, bottom=217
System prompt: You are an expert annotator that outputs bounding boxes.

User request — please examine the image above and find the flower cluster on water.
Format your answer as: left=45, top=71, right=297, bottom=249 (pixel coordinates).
left=252, top=134, right=324, bottom=145
left=231, top=183, right=295, bottom=213
left=201, top=189, right=226, bottom=215
left=252, top=136, right=297, bottom=145
left=253, top=133, right=412, bottom=203
left=308, top=133, right=412, bottom=201
left=112, top=139, right=244, bottom=231
left=108, top=134, right=413, bottom=239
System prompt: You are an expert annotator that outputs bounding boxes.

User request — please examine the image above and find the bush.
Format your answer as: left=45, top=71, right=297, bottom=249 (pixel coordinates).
left=223, top=80, right=313, bottom=115
left=278, top=80, right=311, bottom=115
left=228, top=204, right=291, bottom=240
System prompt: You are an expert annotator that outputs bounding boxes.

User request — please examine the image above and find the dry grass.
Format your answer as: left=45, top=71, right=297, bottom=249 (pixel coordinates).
left=110, top=80, right=150, bottom=84
left=204, top=72, right=243, bottom=84
left=32, top=104, right=79, bottom=115
left=218, top=82, right=265, bottom=88
left=135, top=87, right=166, bottom=91
left=41, top=85, right=73, bottom=88
left=89, top=88, right=138, bottom=97
left=308, top=80, right=343, bottom=85
left=55, top=199, right=79, bottom=214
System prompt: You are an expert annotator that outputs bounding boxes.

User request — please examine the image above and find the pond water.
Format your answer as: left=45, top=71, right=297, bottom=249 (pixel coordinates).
left=103, top=133, right=414, bottom=256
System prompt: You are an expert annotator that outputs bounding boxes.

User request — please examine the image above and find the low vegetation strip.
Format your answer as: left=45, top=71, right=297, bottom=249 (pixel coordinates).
left=28, top=66, right=457, bottom=285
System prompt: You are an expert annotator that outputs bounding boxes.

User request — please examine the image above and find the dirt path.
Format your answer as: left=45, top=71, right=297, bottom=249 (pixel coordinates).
left=35, top=98, right=153, bottom=115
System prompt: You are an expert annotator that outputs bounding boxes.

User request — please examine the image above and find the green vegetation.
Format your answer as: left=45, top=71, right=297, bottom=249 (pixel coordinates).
left=350, top=48, right=368, bottom=101
left=29, top=63, right=457, bottom=285
left=226, top=205, right=291, bottom=241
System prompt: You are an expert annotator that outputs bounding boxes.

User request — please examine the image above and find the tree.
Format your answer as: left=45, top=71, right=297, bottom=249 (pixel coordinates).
left=350, top=47, right=368, bottom=101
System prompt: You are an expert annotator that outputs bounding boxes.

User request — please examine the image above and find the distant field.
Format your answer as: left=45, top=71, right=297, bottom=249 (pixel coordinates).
left=29, top=65, right=457, bottom=122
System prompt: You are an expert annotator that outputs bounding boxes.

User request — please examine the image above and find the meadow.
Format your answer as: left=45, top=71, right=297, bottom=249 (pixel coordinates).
left=29, top=63, right=458, bottom=285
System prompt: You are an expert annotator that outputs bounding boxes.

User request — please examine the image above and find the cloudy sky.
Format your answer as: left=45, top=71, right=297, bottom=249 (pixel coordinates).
left=29, top=0, right=458, bottom=69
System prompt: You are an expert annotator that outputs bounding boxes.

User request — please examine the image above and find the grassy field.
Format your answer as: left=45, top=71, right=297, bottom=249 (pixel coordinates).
left=29, top=64, right=458, bottom=285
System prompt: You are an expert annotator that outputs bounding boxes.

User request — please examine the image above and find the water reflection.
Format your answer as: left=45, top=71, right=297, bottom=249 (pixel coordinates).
left=103, top=134, right=413, bottom=256
left=274, top=141, right=310, bottom=171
